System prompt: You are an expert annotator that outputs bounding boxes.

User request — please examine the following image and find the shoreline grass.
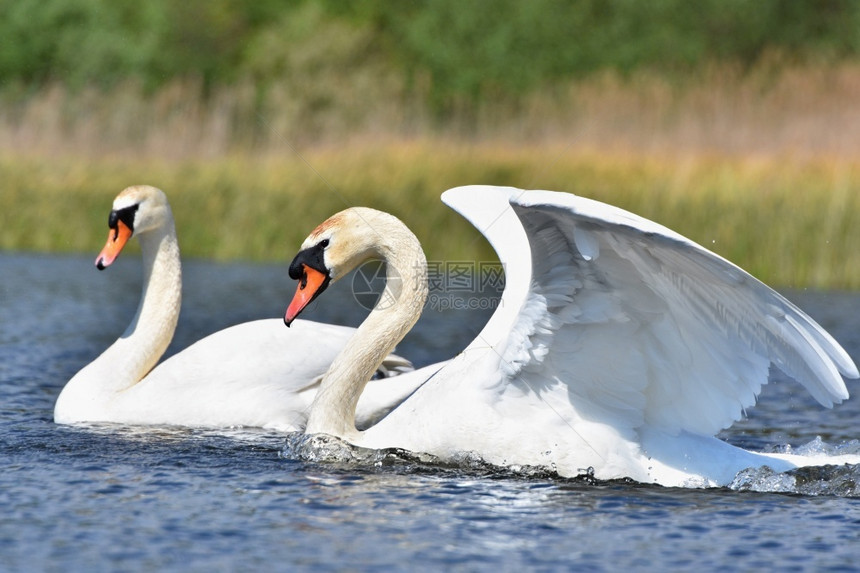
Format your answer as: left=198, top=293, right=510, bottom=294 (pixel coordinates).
left=3, top=142, right=860, bottom=290
left=4, top=63, right=860, bottom=289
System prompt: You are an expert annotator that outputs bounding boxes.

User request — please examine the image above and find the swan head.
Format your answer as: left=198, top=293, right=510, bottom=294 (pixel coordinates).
left=95, top=185, right=172, bottom=270
left=284, top=207, right=399, bottom=325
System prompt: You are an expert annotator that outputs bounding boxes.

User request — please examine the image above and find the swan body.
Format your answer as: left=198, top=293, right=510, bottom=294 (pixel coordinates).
left=285, top=185, right=859, bottom=488
left=54, top=185, right=420, bottom=430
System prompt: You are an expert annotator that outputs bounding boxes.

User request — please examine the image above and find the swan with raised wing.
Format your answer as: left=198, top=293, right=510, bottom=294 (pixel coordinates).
left=54, top=185, right=421, bottom=430
left=284, top=185, right=859, bottom=488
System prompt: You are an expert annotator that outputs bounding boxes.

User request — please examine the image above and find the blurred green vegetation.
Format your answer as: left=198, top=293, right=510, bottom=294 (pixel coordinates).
left=2, top=0, right=860, bottom=109
left=3, top=145, right=860, bottom=289
left=3, top=0, right=860, bottom=289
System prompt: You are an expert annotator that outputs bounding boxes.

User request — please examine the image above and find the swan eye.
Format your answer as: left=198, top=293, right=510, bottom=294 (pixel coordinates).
left=319, top=239, right=330, bottom=248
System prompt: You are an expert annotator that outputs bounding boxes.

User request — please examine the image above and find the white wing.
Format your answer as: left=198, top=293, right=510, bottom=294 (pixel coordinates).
left=442, top=185, right=857, bottom=438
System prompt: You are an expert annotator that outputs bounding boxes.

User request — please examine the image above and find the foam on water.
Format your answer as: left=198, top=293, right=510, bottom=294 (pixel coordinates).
left=731, top=462, right=860, bottom=496
left=282, top=433, right=592, bottom=481
left=283, top=433, right=860, bottom=495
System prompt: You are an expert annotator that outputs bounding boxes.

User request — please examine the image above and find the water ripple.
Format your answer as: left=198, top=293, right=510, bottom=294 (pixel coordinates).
left=5, top=254, right=860, bottom=571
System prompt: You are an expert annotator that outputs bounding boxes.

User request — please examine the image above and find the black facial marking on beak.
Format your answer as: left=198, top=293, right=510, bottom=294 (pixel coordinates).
left=284, top=242, right=332, bottom=326
left=289, top=242, right=329, bottom=280
left=108, top=204, right=140, bottom=240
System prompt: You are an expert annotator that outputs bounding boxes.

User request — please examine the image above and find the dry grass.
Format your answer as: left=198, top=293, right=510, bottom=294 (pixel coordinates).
left=4, top=62, right=860, bottom=158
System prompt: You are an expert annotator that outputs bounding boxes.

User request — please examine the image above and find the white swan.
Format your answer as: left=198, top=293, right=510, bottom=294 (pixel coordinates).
left=283, top=185, right=860, bottom=488
left=54, top=185, right=422, bottom=430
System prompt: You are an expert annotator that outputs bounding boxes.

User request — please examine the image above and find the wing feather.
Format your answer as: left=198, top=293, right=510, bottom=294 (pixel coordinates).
left=442, top=185, right=856, bottom=438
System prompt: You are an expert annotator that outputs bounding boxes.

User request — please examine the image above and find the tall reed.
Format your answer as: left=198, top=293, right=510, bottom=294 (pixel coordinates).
left=2, top=63, right=860, bottom=288
left=3, top=144, right=859, bottom=289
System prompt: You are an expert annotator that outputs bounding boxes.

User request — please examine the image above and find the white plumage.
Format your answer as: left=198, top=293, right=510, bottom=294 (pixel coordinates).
left=54, top=185, right=421, bottom=430
left=287, top=185, right=858, bottom=487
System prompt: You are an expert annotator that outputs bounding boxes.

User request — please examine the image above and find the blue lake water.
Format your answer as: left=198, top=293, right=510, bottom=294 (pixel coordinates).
left=1, top=252, right=859, bottom=571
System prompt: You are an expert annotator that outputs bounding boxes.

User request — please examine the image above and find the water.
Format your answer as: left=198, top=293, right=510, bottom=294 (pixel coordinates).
left=2, top=252, right=859, bottom=571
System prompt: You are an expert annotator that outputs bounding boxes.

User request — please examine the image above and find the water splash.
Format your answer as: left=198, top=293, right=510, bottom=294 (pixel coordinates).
left=284, top=433, right=859, bottom=495
left=729, top=466, right=802, bottom=494
left=730, top=437, right=860, bottom=496
left=282, top=432, right=438, bottom=467
left=730, top=464, right=860, bottom=496
left=778, top=436, right=860, bottom=457
left=281, top=433, right=588, bottom=480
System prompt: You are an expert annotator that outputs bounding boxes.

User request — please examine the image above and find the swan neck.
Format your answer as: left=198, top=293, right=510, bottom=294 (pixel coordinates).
left=77, top=222, right=181, bottom=393
left=305, top=225, right=427, bottom=439
left=127, top=222, right=182, bottom=376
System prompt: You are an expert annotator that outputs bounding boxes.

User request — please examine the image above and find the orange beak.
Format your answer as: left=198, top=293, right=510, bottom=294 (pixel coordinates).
left=285, top=265, right=329, bottom=326
left=95, top=220, right=133, bottom=270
